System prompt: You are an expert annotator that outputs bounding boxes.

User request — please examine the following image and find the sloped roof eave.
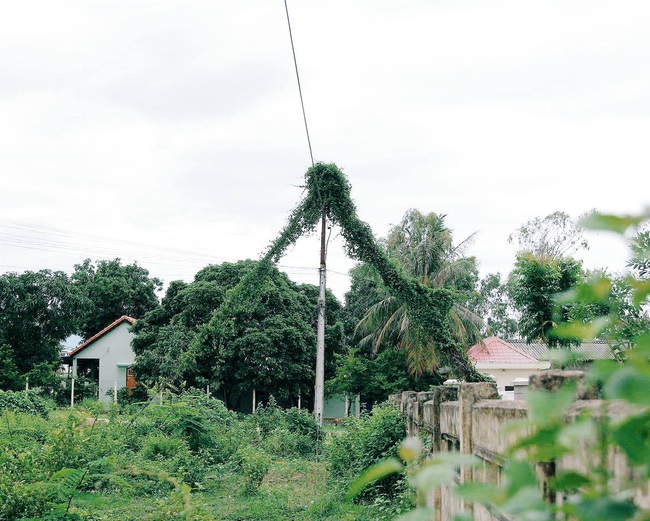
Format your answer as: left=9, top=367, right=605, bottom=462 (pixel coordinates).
left=68, top=316, right=136, bottom=358
left=474, top=361, right=551, bottom=370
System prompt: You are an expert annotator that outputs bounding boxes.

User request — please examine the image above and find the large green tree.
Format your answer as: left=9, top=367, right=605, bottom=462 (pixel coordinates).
left=329, top=262, right=444, bottom=405
left=508, top=212, right=590, bottom=347
left=0, top=270, right=87, bottom=390
left=354, top=210, right=483, bottom=376
left=468, top=272, right=520, bottom=338
left=509, top=253, right=584, bottom=346
left=132, top=260, right=344, bottom=409
left=72, top=258, right=162, bottom=339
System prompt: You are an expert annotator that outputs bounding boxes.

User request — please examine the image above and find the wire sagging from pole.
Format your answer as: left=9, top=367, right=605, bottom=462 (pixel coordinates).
left=283, top=0, right=315, bottom=168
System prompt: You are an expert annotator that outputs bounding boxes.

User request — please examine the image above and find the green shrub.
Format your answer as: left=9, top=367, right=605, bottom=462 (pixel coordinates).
left=0, top=389, right=50, bottom=418
left=235, top=446, right=270, bottom=492
left=263, top=428, right=314, bottom=458
left=0, top=473, right=56, bottom=521
left=326, top=404, right=405, bottom=499
left=141, top=433, right=188, bottom=461
left=250, top=402, right=319, bottom=458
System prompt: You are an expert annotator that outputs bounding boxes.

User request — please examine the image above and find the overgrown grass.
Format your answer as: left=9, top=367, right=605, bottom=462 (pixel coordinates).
left=0, top=392, right=401, bottom=520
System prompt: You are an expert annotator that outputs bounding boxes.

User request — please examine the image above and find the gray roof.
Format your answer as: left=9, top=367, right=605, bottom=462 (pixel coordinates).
left=508, top=339, right=614, bottom=361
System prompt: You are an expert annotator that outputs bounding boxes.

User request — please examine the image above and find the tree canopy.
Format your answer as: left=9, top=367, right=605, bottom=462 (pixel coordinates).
left=0, top=270, right=86, bottom=390
left=509, top=253, right=584, bottom=346
left=468, top=272, right=520, bottom=338
left=72, top=258, right=162, bottom=339
left=132, top=260, right=344, bottom=408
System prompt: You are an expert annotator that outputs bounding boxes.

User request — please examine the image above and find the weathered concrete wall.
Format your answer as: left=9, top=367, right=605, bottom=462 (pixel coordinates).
left=394, top=371, right=649, bottom=521
left=440, top=401, right=459, bottom=441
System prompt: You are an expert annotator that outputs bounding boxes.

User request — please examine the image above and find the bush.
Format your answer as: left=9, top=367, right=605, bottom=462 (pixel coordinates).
left=326, top=404, right=405, bottom=500
left=235, top=446, right=270, bottom=492
left=250, top=401, right=320, bottom=458
left=0, top=389, right=50, bottom=418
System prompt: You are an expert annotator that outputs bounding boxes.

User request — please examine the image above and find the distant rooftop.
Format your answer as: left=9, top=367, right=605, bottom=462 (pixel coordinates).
left=508, top=338, right=614, bottom=361
left=468, top=336, right=539, bottom=364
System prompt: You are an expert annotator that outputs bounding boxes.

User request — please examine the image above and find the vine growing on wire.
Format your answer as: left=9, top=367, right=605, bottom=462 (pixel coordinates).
left=204, top=163, right=486, bottom=382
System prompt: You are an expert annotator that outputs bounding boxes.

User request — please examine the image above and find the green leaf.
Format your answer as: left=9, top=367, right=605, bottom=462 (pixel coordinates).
left=501, top=486, right=550, bottom=519
left=574, top=497, right=637, bottom=520
left=552, top=471, right=592, bottom=491
left=557, top=419, right=596, bottom=449
left=430, top=452, right=480, bottom=467
left=410, top=462, right=456, bottom=493
left=394, top=508, right=436, bottom=521
left=604, top=368, right=650, bottom=404
left=504, top=461, right=539, bottom=496
left=630, top=279, right=650, bottom=307
left=611, top=412, right=650, bottom=464
left=345, top=458, right=403, bottom=501
left=580, top=212, right=649, bottom=234
left=527, top=385, right=576, bottom=424
left=551, top=316, right=610, bottom=341
left=455, top=481, right=500, bottom=503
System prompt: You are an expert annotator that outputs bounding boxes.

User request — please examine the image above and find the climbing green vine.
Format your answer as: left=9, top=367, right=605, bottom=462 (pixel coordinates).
left=213, top=163, right=486, bottom=382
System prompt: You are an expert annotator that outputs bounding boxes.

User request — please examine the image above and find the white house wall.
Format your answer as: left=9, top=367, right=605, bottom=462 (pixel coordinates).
left=475, top=363, right=550, bottom=394
left=72, top=322, right=135, bottom=402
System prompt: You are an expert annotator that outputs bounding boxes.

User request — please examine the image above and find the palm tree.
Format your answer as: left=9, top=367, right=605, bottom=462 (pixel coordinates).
left=355, top=209, right=483, bottom=376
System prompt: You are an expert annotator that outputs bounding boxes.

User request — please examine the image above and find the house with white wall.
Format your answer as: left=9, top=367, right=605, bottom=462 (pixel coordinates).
left=66, top=316, right=136, bottom=402
left=468, top=336, right=614, bottom=398
left=468, top=336, right=551, bottom=396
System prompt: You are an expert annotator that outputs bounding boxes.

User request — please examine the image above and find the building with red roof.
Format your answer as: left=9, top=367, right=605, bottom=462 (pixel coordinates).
left=468, top=336, right=551, bottom=394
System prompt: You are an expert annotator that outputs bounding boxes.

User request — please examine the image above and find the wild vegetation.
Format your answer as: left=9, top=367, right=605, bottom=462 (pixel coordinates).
left=0, top=391, right=412, bottom=521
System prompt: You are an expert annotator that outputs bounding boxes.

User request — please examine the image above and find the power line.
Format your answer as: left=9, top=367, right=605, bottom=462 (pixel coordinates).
left=0, top=218, right=331, bottom=275
left=283, top=0, right=315, bottom=168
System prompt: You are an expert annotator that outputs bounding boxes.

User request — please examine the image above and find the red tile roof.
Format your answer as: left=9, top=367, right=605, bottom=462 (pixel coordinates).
left=468, top=336, right=538, bottom=364
left=68, top=316, right=136, bottom=357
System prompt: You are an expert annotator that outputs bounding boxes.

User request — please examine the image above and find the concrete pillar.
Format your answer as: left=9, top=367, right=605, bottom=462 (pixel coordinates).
left=529, top=369, right=597, bottom=399
left=458, top=383, right=499, bottom=482
left=402, top=391, right=418, bottom=437
left=431, top=386, right=458, bottom=453
left=429, top=386, right=458, bottom=521
left=512, top=377, right=530, bottom=401
left=414, top=392, right=434, bottom=440
left=458, top=382, right=499, bottom=517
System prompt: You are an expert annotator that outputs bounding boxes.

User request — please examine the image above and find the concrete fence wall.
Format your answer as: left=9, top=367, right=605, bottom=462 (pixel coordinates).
left=389, top=370, right=649, bottom=521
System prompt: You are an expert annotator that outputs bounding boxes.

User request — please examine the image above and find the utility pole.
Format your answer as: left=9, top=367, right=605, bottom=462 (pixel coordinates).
left=315, top=206, right=327, bottom=426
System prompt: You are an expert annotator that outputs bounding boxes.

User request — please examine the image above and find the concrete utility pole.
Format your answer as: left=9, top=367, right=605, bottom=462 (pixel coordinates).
left=315, top=207, right=327, bottom=426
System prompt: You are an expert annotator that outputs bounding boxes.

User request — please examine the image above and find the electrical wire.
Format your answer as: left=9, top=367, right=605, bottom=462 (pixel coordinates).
left=283, top=0, right=315, bottom=168
left=0, top=218, right=331, bottom=277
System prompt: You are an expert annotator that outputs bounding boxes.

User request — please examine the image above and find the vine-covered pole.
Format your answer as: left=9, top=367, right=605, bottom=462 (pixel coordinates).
left=315, top=205, right=327, bottom=426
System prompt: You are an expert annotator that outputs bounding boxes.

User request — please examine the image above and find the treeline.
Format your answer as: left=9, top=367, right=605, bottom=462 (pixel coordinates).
left=1, top=209, right=648, bottom=406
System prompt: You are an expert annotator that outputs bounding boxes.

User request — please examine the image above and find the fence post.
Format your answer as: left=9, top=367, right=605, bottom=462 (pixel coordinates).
left=458, top=382, right=499, bottom=517
left=428, top=385, right=458, bottom=521
left=528, top=370, right=594, bottom=504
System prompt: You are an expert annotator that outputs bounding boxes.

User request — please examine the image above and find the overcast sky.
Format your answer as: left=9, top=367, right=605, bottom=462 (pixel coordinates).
left=1, top=1, right=649, bottom=300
